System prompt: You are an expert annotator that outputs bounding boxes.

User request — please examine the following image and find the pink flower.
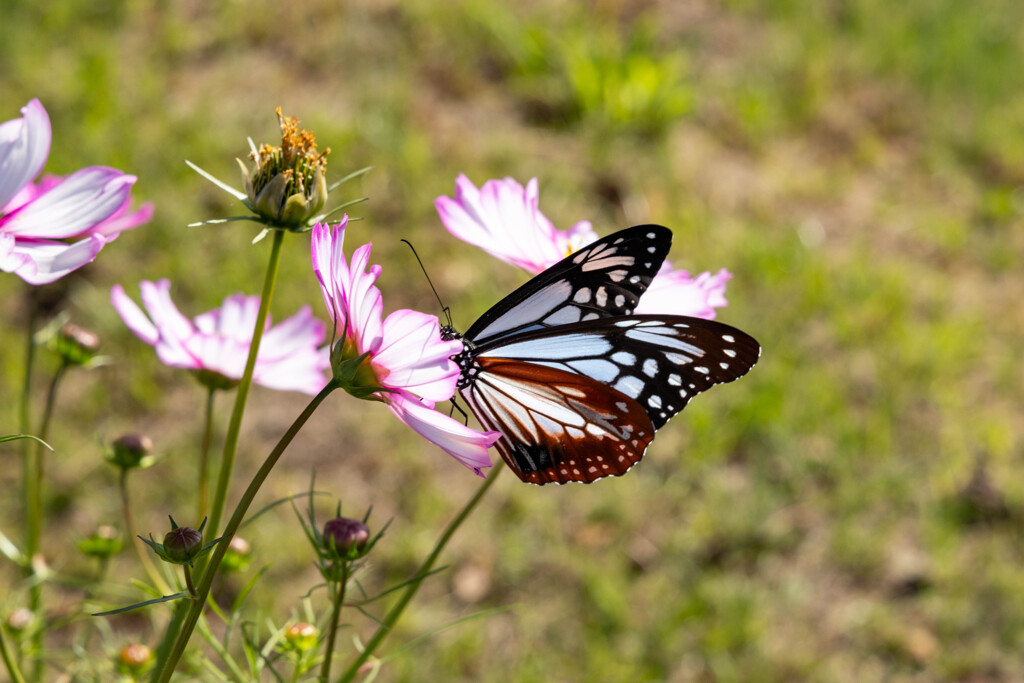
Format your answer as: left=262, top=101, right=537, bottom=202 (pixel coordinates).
left=0, top=99, right=152, bottom=284
left=435, top=175, right=598, bottom=272
left=435, top=174, right=730, bottom=319
left=311, top=218, right=499, bottom=475
left=111, top=279, right=330, bottom=395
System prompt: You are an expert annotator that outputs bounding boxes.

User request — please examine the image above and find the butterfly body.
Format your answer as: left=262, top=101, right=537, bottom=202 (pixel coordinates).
left=443, top=225, right=759, bottom=485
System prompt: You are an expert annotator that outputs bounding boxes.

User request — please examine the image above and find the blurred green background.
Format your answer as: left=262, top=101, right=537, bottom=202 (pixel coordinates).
left=2, top=0, right=1024, bottom=680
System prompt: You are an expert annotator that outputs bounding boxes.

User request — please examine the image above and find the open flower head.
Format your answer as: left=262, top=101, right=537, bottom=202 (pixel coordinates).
left=111, top=279, right=329, bottom=394
left=0, top=99, right=152, bottom=284
left=311, top=218, right=499, bottom=474
left=238, top=108, right=329, bottom=229
left=436, top=174, right=730, bottom=319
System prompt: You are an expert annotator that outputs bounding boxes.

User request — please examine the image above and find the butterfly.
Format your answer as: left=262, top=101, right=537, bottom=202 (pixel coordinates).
left=441, top=224, right=760, bottom=485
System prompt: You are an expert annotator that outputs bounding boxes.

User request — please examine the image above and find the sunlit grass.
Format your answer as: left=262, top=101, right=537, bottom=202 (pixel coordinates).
left=2, top=0, right=1023, bottom=680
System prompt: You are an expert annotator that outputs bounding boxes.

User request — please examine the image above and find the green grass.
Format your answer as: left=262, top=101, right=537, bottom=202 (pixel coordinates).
left=2, top=0, right=1024, bottom=680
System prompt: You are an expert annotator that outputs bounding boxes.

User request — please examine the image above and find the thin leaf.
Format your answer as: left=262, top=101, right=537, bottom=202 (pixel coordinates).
left=327, top=166, right=373, bottom=193
left=185, top=160, right=247, bottom=200
left=0, top=434, right=53, bottom=451
left=91, top=591, right=191, bottom=616
left=187, top=215, right=264, bottom=228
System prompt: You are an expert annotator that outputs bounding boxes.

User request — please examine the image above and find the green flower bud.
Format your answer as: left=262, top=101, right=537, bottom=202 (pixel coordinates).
left=53, top=323, right=100, bottom=366
left=117, top=643, right=154, bottom=675
left=222, top=536, right=252, bottom=572
left=77, top=525, right=123, bottom=559
left=105, top=433, right=155, bottom=470
left=282, top=622, right=318, bottom=652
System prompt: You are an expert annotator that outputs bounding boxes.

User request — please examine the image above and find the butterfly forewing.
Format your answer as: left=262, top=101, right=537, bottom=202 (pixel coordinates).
left=463, top=358, right=656, bottom=484
left=477, top=315, right=760, bottom=430
left=464, top=225, right=672, bottom=345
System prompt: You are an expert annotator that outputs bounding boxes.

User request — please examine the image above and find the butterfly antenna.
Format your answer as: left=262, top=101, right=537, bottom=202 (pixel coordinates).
left=401, top=238, right=453, bottom=328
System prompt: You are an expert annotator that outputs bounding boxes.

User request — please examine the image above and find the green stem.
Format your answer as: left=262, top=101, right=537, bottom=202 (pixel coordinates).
left=0, top=624, right=27, bottom=683
left=19, top=305, right=37, bottom=561
left=320, top=561, right=349, bottom=682
left=207, top=229, right=286, bottom=540
left=120, top=469, right=171, bottom=595
left=26, top=360, right=67, bottom=683
left=198, top=388, right=217, bottom=523
left=151, top=380, right=338, bottom=683
left=337, top=463, right=504, bottom=682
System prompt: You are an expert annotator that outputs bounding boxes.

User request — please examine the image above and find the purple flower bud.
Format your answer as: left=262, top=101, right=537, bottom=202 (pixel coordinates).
left=163, top=526, right=203, bottom=564
left=323, top=517, right=369, bottom=556
left=106, top=433, right=154, bottom=470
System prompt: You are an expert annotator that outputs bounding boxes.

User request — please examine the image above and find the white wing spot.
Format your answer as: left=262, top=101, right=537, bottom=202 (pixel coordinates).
left=668, top=373, right=681, bottom=386
left=720, top=362, right=730, bottom=369
left=647, top=246, right=656, bottom=253
left=613, top=375, right=644, bottom=398
left=573, top=288, right=592, bottom=304
left=695, top=366, right=710, bottom=374
left=607, top=269, right=627, bottom=282
left=664, top=352, right=692, bottom=365
left=724, top=349, right=737, bottom=358
left=614, top=319, right=640, bottom=328
left=648, top=395, right=662, bottom=409
left=582, top=312, right=600, bottom=321
left=614, top=294, right=625, bottom=307
left=615, top=401, right=629, bottom=411
left=722, top=334, right=735, bottom=342
left=595, top=287, right=608, bottom=307
left=643, top=358, right=658, bottom=377
left=646, top=231, right=656, bottom=239
left=589, top=466, right=598, bottom=474
left=612, top=351, right=636, bottom=366
left=679, top=389, right=688, bottom=398
left=629, top=275, right=641, bottom=284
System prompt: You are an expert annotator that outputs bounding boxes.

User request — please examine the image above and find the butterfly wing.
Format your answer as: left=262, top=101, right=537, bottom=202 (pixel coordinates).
left=464, top=225, right=672, bottom=346
left=475, top=315, right=760, bottom=430
left=463, top=358, right=656, bottom=485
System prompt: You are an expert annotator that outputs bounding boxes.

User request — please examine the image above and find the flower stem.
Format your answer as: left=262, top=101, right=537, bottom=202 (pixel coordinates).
left=197, top=388, right=217, bottom=523
left=0, top=624, right=26, bottom=683
left=25, top=359, right=67, bottom=683
left=151, top=380, right=338, bottom=683
left=207, top=229, right=285, bottom=540
left=320, top=561, right=349, bottom=682
left=337, top=463, right=504, bottom=682
left=120, top=469, right=171, bottom=595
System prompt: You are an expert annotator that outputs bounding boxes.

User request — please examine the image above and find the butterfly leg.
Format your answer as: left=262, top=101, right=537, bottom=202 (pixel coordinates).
left=448, top=397, right=469, bottom=425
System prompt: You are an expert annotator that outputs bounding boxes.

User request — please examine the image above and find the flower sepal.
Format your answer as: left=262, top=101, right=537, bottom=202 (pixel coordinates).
left=329, top=346, right=392, bottom=401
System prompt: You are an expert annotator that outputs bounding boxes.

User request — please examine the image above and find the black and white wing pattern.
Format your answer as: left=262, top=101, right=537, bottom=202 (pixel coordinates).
left=463, top=224, right=672, bottom=346
left=445, top=226, right=760, bottom=485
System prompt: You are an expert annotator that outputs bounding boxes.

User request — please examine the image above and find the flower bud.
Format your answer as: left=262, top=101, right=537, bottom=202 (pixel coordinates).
left=222, top=536, right=252, bottom=572
left=239, top=108, right=329, bottom=229
left=192, top=368, right=240, bottom=392
left=6, top=608, right=33, bottom=633
left=53, top=322, right=100, bottom=365
left=163, top=525, right=203, bottom=564
left=323, top=517, right=370, bottom=557
left=106, top=433, right=155, bottom=470
left=282, top=622, right=318, bottom=652
left=117, top=643, right=154, bottom=675
left=77, top=525, right=123, bottom=559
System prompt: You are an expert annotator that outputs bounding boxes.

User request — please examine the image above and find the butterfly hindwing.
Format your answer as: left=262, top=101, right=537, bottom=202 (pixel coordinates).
left=463, top=358, right=656, bottom=484
left=477, top=315, right=760, bottom=430
left=464, top=225, right=672, bottom=345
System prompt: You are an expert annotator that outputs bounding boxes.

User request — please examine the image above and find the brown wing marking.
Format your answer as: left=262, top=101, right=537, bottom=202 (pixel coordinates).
left=464, top=357, right=656, bottom=485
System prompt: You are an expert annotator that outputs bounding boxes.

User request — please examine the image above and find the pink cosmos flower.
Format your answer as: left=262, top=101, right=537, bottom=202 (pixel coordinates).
left=111, top=279, right=330, bottom=395
left=311, top=217, right=499, bottom=475
left=0, top=99, right=152, bottom=284
left=435, top=174, right=730, bottom=319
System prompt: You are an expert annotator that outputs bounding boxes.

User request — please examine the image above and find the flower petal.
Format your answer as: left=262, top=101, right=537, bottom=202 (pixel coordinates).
left=385, top=391, right=498, bottom=475
left=110, top=284, right=160, bottom=345
left=0, top=100, right=50, bottom=210
left=2, top=167, right=136, bottom=239
left=6, top=235, right=106, bottom=285
left=635, top=264, right=731, bottom=318
left=375, top=309, right=460, bottom=402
